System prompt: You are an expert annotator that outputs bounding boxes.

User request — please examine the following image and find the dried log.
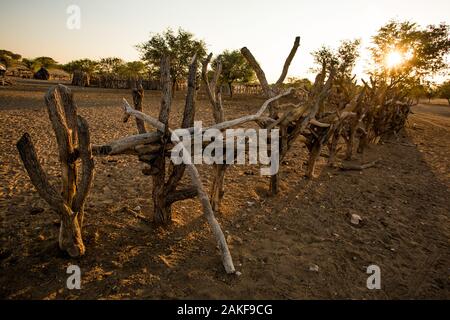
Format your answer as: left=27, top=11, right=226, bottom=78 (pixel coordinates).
left=17, top=85, right=94, bottom=257
left=92, top=132, right=161, bottom=155
left=338, top=160, right=379, bottom=171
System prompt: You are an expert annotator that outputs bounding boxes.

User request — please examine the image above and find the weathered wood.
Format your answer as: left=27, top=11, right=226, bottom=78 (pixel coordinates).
left=202, top=53, right=227, bottom=212
left=92, top=132, right=161, bottom=156
left=242, top=37, right=301, bottom=194
left=45, top=86, right=77, bottom=207
left=17, top=133, right=64, bottom=212
left=132, top=84, right=146, bottom=134
left=72, top=116, right=94, bottom=227
left=165, top=55, right=198, bottom=196
left=276, top=36, right=301, bottom=87
left=18, top=85, right=94, bottom=258
left=153, top=56, right=173, bottom=225
left=338, top=160, right=379, bottom=171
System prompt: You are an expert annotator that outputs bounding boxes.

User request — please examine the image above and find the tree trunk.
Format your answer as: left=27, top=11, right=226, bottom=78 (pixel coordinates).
left=228, top=82, right=233, bottom=98
left=171, top=78, right=177, bottom=97
left=59, top=209, right=85, bottom=257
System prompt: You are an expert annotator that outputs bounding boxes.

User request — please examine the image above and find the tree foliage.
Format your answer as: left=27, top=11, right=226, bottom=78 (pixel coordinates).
left=137, top=28, right=207, bottom=90
left=63, top=59, right=99, bottom=74
left=0, top=50, right=22, bottom=68
left=370, top=21, right=450, bottom=80
left=211, top=50, right=255, bottom=97
left=312, top=39, right=361, bottom=77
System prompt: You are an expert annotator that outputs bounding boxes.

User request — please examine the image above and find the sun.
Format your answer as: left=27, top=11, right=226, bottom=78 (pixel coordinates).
left=385, top=50, right=403, bottom=69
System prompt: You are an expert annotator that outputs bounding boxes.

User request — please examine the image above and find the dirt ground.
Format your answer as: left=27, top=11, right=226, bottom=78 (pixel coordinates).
left=0, top=78, right=449, bottom=299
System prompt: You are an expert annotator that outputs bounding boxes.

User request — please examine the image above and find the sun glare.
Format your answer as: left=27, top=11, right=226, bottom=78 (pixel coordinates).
left=385, top=50, right=403, bottom=69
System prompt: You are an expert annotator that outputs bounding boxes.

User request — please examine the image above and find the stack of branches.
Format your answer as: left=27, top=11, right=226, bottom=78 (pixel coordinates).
left=241, top=37, right=415, bottom=179
left=16, top=39, right=415, bottom=274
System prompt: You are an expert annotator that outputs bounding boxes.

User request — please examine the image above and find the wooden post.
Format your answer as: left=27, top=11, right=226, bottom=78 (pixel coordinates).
left=17, top=85, right=94, bottom=257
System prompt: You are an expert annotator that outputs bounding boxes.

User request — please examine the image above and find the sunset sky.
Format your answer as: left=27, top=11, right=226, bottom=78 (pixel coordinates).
left=1, top=0, right=449, bottom=82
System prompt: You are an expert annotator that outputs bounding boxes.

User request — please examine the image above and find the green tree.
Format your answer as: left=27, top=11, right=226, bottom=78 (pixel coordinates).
left=0, top=50, right=22, bottom=68
left=212, top=50, right=255, bottom=98
left=63, top=59, right=99, bottom=75
left=285, top=77, right=313, bottom=91
left=312, top=39, right=361, bottom=77
left=117, top=61, right=148, bottom=78
left=32, top=57, right=58, bottom=71
left=439, top=80, right=450, bottom=105
left=97, top=57, right=125, bottom=75
left=370, top=21, right=450, bottom=83
left=137, top=28, right=207, bottom=93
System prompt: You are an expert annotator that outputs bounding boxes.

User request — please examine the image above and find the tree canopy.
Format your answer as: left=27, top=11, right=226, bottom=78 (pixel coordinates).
left=137, top=28, right=207, bottom=91
left=370, top=21, right=450, bottom=81
left=0, top=50, right=22, bottom=68
left=312, top=39, right=361, bottom=77
left=211, top=50, right=255, bottom=97
left=63, top=59, right=99, bottom=74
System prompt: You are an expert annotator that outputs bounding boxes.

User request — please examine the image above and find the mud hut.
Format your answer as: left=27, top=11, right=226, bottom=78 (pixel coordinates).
left=34, top=67, right=50, bottom=80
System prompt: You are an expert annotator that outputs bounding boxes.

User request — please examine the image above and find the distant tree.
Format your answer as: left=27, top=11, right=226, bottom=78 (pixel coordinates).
left=63, top=59, right=99, bottom=75
left=212, top=50, right=255, bottom=98
left=32, top=57, right=58, bottom=71
left=137, top=28, right=207, bottom=93
left=438, top=81, right=450, bottom=105
left=286, top=77, right=313, bottom=91
left=423, top=81, right=437, bottom=103
left=312, top=39, right=361, bottom=77
left=117, top=61, right=147, bottom=79
left=97, top=57, right=125, bottom=75
left=0, top=50, right=22, bottom=68
left=370, top=21, right=450, bottom=83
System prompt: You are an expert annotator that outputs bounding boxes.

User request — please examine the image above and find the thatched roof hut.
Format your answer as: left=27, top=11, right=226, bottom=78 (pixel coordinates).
left=34, top=67, right=50, bottom=80
left=0, top=64, right=6, bottom=77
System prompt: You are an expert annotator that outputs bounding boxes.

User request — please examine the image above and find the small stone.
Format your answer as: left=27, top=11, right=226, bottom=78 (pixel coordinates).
left=235, top=271, right=242, bottom=276
left=309, top=264, right=320, bottom=272
left=233, top=236, right=243, bottom=244
left=133, top=206, right=142, bottom=212
left=37, top=234, right=45, bottom=241
left=350, top=214, right=362, bottom=225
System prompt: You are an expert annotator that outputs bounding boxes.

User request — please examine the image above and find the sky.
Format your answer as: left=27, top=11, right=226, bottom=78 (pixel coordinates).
left=1, top=0, right=449, bottom=82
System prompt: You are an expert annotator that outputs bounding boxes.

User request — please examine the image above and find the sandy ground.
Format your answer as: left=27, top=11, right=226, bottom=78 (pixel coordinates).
left=0, top=78, right=449, bottom=299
